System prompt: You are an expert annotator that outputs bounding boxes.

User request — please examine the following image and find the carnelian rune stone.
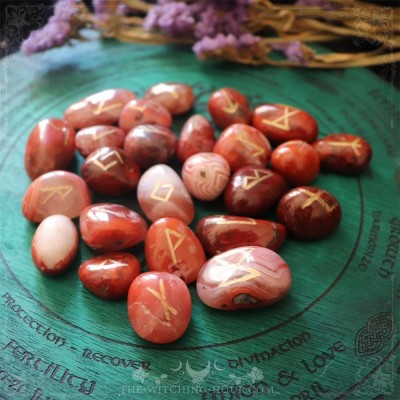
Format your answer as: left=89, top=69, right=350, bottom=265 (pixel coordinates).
left=196, top=246, right=292, bottom=310
left=79, top=253, right=141, bottom=300
left=127, top=271, right=192, bottom=343
left=196, top=215, right=286, bottom=256
left=80, top=203, right=147, bottom=252
left=145, top=218, right=206, bottom=284
left=22, top=171, right=92, bottom=223
left=25, top=118, right=76, bottom=180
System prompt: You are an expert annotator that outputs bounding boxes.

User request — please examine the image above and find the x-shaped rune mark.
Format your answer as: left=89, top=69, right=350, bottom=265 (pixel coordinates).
left=298, top=188, right=337, bottom=213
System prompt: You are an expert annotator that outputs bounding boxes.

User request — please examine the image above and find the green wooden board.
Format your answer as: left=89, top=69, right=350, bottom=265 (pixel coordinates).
left=0, top=41, right=399, bottom=400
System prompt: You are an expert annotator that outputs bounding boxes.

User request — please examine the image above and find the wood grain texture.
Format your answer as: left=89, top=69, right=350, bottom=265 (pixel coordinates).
left=0, top=41, right=399, bottom=399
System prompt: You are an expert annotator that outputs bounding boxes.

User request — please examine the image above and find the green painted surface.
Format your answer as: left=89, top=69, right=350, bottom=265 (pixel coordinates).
left=0, top=41, right=399, bottom=399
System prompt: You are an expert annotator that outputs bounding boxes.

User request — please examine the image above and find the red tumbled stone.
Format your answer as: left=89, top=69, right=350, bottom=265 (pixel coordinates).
left=271, top=140, right=320, bottom=186
left=196, top=246, right=292, bottom=310
left=208, top=88, right=250, bottom=129
left=119, top=99, right=172, bottom=132
left=196, top=216, right=286, bottom=256
left=276, top=186, right=341, bottom=240
left=22, top=171, right=91, bottom=222
left=127, top=272, right=192, bottom=343
left=145, top=218, right=206, bottom=284
left=312, top=133, right=372, bottom=175
left=224, top=166, right=288, bottom=216
left=75, top=125, right=125, bottom=158
left=80, top=203, right=147, bottom=252
left=252, top=103, right=318, bottom=145
left=144, top=82, right=195, bottom=115
left=214, top=123, right=271, bottom=172
left=124, top=125, right=177, bottom=169
left=64, top=89, right=136, bottom=129
left=79, top=253, right=141, bottom=300
left=25, top=118, right=75, bottom=180
left=81, top=147, right=141, bottom=196
left=176, top=115, right=215, bottom=163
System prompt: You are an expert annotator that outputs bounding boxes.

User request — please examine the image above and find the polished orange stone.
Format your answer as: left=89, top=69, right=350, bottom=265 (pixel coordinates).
left=145, top=218, right=206, bottom=284
left=79, top=253, right=141, bottom=300
left=25, top=118, right=75, bottom=180
left=196, top=246, right=292, bottom=310
left=64, top=89, right=136, bottom=129
left=195, top=216, right=286, bottom=256
left=252, top=103, right=319, bottom=145
left=214, top=124, right=271, bottom=172
left=119, top=99, right=172, bottom=132
left=144, top=82, right=195, bottom=115
left=176, top=115, right=215, bottom=163
left=22, top=171, right=92, bottom=222
left=75, top=125, right=125, bottom=157
left=80, top=203, right=147, bottom=252
left=81, top=147, right=141, bottom=196
left=208, top=88, right=250, bottom=129
left=127, top=271, right=192, bottom=343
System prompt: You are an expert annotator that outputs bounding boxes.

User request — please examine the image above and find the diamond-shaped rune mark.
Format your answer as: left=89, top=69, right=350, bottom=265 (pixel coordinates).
left=262, top=106, right=300, bottom=131
left=151, top=183, right=174, bottom=202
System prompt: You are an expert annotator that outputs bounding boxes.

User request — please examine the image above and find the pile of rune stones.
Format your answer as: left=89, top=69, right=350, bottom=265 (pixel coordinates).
left=22, top=84, right=372, bottom=344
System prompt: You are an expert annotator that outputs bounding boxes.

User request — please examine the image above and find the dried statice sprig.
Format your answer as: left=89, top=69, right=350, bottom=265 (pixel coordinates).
left=20, top=0, right=400, bottom=69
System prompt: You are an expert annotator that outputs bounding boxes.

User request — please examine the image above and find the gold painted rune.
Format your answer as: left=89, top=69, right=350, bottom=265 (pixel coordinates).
left=298, top=188, right=337, bottom=213
left=92, top=100, right=123, bottom=115
left=222, top=91, right=239, bottom=114
left=165, top=228, right=185, bottom=266
left=217, top=218, right=256, bottom=226
left=262, top=106, right=300, bottom=131
left=242, top=169, right=273, bottom=190
left=91, top=128, right=116, bottom=141
left=40, top=185, right=73, bottom=204
left=93, top=150, right=124, bottom=172
left=146, top=279, right=178, bottom=321
left=327, top=138, right=362, bottom=157
left=236, top=132, right=265, bottom=157
left=150, top=183, right=174, bottom=202
left=87, top=259, right=128, bottom=271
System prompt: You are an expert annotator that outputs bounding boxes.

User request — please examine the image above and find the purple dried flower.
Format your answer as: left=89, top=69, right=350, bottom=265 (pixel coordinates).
left=53, top=0, right=81, bottom=21
left=271, top=41, right=310, bottom=64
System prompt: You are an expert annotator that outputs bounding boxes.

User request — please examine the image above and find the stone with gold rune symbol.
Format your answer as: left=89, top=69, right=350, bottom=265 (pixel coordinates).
left=196, top=246, right=292, bottom=310
left=79, top=253, right=141, bottom=300
left=80, top=203, right=147, bottom=252
left=127, top=271, right=192, bottom=343
left=64, top=89, right=136, bottom=129
left=81, top=147, right=141, bottom=196
left=276, top=186, right=342, bottom=240
left=208, top=88, right=250, bottom=129
left=137, top=164, right=195, bottom=224
left=145, top=218, right=206, bottom=284
left=24, top=118, right=76, bottom=180
left=195, top=215, right=286, bottom=256
left=22, top=171, right=91, bottom=222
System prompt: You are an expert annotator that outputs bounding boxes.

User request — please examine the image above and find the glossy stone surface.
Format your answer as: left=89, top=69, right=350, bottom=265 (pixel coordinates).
left=80, top=203, right=147, bottom=252
left=25, top=118, right=75, bottom=180
left=64, top=89, right=136, bottom=129
left=145, top=218, right=206, bottom=284
left=124, top=124, right=177, bottom=169
left=32, top=215, right=78, bottom=275
left=81, top=147, right=141, bottom=196
left=196, top=216, right=286, bottom=256
left=22, top=171, right=92, bottom=223
left=182, top=153, right=230, bottom=201
left=224, top=166, right=288, bottom=216
left=79, top=253, right=141, bottom=300
left=127, top=271, right=192, bottom=344
left=75, top=125, right=125, bottom=157
left=137, top=164, right=195, bottom=224
left=176, top=115, right=215, bottom=163
left=208, top=88, right=250, bottom=129
left=252, top=103, right=319, bottom=145
left=196, top=246, right=292, bottom=310
left=214, top=124, right=271, bottom=172
left=271, top=140, right=320, bottom=186
left=119, top=99, right=172, bottom=132
left=144, top=82, right=195, bottom=115
left=312, top=133, right=372, bottom=174
left=277, top=186, right=342, bottom=240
